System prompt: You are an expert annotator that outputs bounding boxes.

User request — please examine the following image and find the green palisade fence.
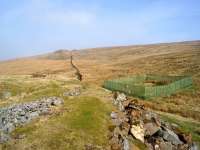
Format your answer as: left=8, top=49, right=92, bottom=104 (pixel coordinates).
left=103, top=75, right=192, bottom=99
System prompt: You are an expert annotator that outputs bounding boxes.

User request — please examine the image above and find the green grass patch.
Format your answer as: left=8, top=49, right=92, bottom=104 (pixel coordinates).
left=68, top=97, right=110, bottom=134
left=0, top=81, right=23, bottom=96
left=0, top=79, right=67, bottom=107
left=23, top=82, right=64, bottom=101
left=13, top=119, right=39, bottom=137
left=3, top=96, right=112, bottom=150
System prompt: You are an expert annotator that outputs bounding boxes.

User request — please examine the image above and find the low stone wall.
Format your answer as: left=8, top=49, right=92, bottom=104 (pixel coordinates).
left=0, top=97, right=64, bottom=143
left=110, top=92, right=198, bottom=150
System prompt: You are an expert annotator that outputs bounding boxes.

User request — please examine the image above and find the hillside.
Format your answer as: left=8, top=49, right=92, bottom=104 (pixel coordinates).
left=1, top=41, right=200, bottom=116
left=0, top=41, right=200, bottom=149
left=0, top=41, right=200, bottom=82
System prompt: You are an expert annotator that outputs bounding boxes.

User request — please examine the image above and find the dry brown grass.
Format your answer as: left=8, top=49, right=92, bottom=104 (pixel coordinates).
left=0, top=40, right=200, bottom=121
left=0, top=59, right=67, bottom=75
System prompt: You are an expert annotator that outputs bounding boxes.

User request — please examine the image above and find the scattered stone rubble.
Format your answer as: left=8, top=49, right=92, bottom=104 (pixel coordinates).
left=110, top=92, right=198, bottom=150
left=0, top=97, right=64, bottom=143
left=63, top=87, right=81, bottom=96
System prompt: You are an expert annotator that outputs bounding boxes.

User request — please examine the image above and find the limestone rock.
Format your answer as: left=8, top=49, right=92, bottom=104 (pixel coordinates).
left=116, top=93, right=127, bottom=102
left=118, top=101, right=125, bottom=112
left=110, top=112, right=118, bottom=119
left=0, top=97, right=64, bottom=143
left=123, top=138, right=130, bottom=150
left=130, top=124, right=145, bottom=143
left=110, top=92, right=195, bottom=150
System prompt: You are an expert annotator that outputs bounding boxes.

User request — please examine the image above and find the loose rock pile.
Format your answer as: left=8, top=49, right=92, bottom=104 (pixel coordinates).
left=110, top=92, right=198, bottom=150
left=0, top=97, right=64, bottom=143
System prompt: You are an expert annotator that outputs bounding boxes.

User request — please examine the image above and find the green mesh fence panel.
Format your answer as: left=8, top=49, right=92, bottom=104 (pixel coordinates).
left=103, top=75, right=192, bottom=99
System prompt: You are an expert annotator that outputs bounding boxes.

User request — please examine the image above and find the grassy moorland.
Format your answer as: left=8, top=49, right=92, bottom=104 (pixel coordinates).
left=1, top=41, right=199, bottom=120
left=0, top=41, right=200, bottom=149
left=0, top=75, right=113, bottom=150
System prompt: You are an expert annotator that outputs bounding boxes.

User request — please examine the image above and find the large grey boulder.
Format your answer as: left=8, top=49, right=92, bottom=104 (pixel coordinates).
left=162, top=128, right=183, bottom=145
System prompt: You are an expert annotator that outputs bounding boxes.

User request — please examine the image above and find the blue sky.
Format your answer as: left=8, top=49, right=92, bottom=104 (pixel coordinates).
left=0, top=0, right=200, bottom=60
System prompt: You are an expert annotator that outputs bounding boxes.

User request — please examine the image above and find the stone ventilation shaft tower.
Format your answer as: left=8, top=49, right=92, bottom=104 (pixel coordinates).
left=70, top=52, right=83, bottom=81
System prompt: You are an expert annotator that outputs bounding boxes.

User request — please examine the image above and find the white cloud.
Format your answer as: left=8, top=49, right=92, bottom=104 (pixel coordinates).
left=1, top=0, right=96, bottom=26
